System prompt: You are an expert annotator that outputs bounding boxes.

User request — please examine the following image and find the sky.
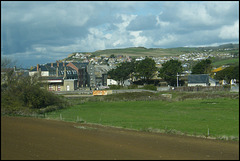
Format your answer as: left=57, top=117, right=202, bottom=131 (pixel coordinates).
left=1, top=1, right=239, bottom=68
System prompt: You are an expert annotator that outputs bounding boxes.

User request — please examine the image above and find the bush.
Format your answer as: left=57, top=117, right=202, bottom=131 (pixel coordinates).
left=108, top=85, right=123, bottom=89
left=1, top=73, right=68, bottom=115
left=38, top=105, right=65, bottom=114
left=142, top=84, right=157, bottom=91
left=127, top=84, right=138, bottom=89
left=223, top=84, right=231, bottom=89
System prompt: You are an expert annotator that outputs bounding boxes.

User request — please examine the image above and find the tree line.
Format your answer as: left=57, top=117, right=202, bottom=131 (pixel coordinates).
left=107, top=57, right=239, bottom=86
left=107, top=57, right=157, bottom=85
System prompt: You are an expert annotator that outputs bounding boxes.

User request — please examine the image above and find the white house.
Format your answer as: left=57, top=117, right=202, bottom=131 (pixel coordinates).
left=107, top=79, right=131, bottom=86
left=107, top=79, right=118, bottom=85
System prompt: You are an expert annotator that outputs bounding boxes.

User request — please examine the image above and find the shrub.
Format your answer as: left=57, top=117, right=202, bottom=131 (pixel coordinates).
left=38, top=105, right=65, bottom=114
left=108, top=85, right=123, bottom=89
left=127, top=84, right=138, bottom=89
left=142, top=84, right=157, bottom=91
left=1, top=73, right=68, bottom=115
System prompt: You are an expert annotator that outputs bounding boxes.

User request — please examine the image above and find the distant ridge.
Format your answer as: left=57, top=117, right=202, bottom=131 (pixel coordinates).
left=64, top=43, right=238, bottom=60
left=89, top=43, right=239, bottom=57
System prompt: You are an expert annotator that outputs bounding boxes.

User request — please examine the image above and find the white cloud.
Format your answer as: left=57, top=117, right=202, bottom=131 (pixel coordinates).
left=162, top=1, right=238, bottom=28
left=130, top=31, right=148, bottom=47
left=89, top=28, right=103, bottom=37
left=154, top=34, right=177, bottom=46
left=80, top=33, right=106, bottom=51
left=181, top=5, right=214, bottom=25
left=114, top=14, right=137, bottom=32
left=219, top=20, right=239, bottom=39
left=156, top=15, right=169, bottom=27
left=113, top=40, right=122, bottom=47
left=34, top=46, right=47, bottom=53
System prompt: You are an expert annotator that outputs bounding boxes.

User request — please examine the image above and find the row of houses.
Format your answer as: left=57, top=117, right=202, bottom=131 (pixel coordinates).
left=2, top=63, right=237, bottom=92
left=29, top=62, right=107, bottom=91
left=30, top=61, right=238, bottom=91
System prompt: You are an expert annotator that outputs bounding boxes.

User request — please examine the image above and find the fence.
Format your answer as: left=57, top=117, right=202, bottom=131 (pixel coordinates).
left=172, top=86, right=230, bottom=92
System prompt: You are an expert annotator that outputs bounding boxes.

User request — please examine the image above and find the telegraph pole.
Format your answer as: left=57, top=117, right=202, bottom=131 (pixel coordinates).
left=177, top=73, right=179, bottom=87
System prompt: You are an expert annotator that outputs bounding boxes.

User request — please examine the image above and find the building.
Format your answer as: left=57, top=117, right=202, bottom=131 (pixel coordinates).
left=188, top=74, right=219, bottom=87
left=94, top=65, right=112, bottom=87
left=29, top=61, right=109, bottom=91
left=39, top=76, right=65, bottom=91
left=87, top=64, right=96, bottom=88
left=66, top=62, right=89, bottom=88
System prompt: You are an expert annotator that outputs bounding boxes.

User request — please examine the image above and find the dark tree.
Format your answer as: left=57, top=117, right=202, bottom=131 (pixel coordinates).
left=192, top=59, right=212, bottom=74
left=159, top=59, right=183, bottom=86
left=215, top=65, right=239, bottom=83
left=107, top=61, right=136, bottom=85
left=135, top=57, right=157, bottom=84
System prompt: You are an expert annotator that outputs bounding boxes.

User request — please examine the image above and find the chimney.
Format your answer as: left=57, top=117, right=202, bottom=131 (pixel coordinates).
left=51, top=63, right=53, bottom=67
left=56, top=67, right=59, bottom=77
left=38, top=67, right=41, bottom=77
left=37, top=64, right=39, bottom=71
left=64, top=67, right=67, bottom=79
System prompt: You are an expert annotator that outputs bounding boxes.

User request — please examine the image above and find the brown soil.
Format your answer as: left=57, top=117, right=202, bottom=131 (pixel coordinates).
left=1, top=116, right=239, bottom=160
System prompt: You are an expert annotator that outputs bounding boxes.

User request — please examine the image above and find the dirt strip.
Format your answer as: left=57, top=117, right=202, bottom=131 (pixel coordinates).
left=1, top=116, right=239, bottom=160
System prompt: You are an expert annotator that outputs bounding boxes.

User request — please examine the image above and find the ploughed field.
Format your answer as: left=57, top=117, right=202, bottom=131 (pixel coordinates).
left=1, top=116, right=239, bottom=160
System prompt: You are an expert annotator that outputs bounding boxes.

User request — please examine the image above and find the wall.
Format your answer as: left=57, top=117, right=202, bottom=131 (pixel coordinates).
left=87, top=64, right=96, bottom=87
left=41, top=71, right=49, bottom=77
left=29, top=71, right=38, bottom=76
left=47, top=83, right=64, bottom=91
left=173, top=86, right=227, bottom=92
left=64, top=79, right=77, bottom=91
left=188, top=83, right=207, bottom=87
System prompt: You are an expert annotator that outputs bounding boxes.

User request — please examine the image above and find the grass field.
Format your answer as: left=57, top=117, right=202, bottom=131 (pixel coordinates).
left=211, top=58, right=239, bottom=67
left=89, top=45, right=238, bottom=58
left=46, top=96, right=239, bottom=140
left=93, top=47, right=191, bottom=57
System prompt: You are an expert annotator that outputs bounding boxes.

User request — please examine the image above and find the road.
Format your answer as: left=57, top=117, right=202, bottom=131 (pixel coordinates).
left=1, top=116, right=239, bottom=160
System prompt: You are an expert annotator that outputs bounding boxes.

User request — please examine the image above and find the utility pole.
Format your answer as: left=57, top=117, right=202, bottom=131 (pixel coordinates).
left=177, top=73, right=179, bottom=87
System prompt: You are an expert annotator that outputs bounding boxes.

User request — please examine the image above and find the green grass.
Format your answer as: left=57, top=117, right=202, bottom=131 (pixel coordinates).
left=92, top=47, right=186, bottom=57
left=46, top=97, right=239, bottom=140
left=86, top=44, right=238, bottom=58
left=212, top=58, right=239, bottom=67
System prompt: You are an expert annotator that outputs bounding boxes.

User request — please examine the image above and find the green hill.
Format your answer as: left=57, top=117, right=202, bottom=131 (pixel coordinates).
left=63, top=44, right=238, bottom=65
left=91, top=43, right=239, bottom=57
left=92, top=47, right=196, bottom=57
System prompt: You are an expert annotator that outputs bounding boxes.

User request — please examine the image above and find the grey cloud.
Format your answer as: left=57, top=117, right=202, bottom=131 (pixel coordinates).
left=1, top=1, right=239, bottom=68
left=127, top=15, right=158, bottom=31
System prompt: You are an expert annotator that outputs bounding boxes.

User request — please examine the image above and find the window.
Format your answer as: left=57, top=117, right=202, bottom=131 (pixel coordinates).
left=57, top=85, right=61, bottom=91
left=49, top=84, right=54, bottom=91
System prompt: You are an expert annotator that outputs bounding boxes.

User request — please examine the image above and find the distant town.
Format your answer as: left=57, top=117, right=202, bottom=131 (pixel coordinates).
left=65, top=47, right=238, bottom=67
left=2, top=44, right=239, bottom=92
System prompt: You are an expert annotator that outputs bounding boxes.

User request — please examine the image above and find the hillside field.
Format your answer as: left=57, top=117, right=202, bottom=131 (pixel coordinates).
left=92, top=44, right=239, bottom=57
left=45, top=96, right=239, bottom=140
